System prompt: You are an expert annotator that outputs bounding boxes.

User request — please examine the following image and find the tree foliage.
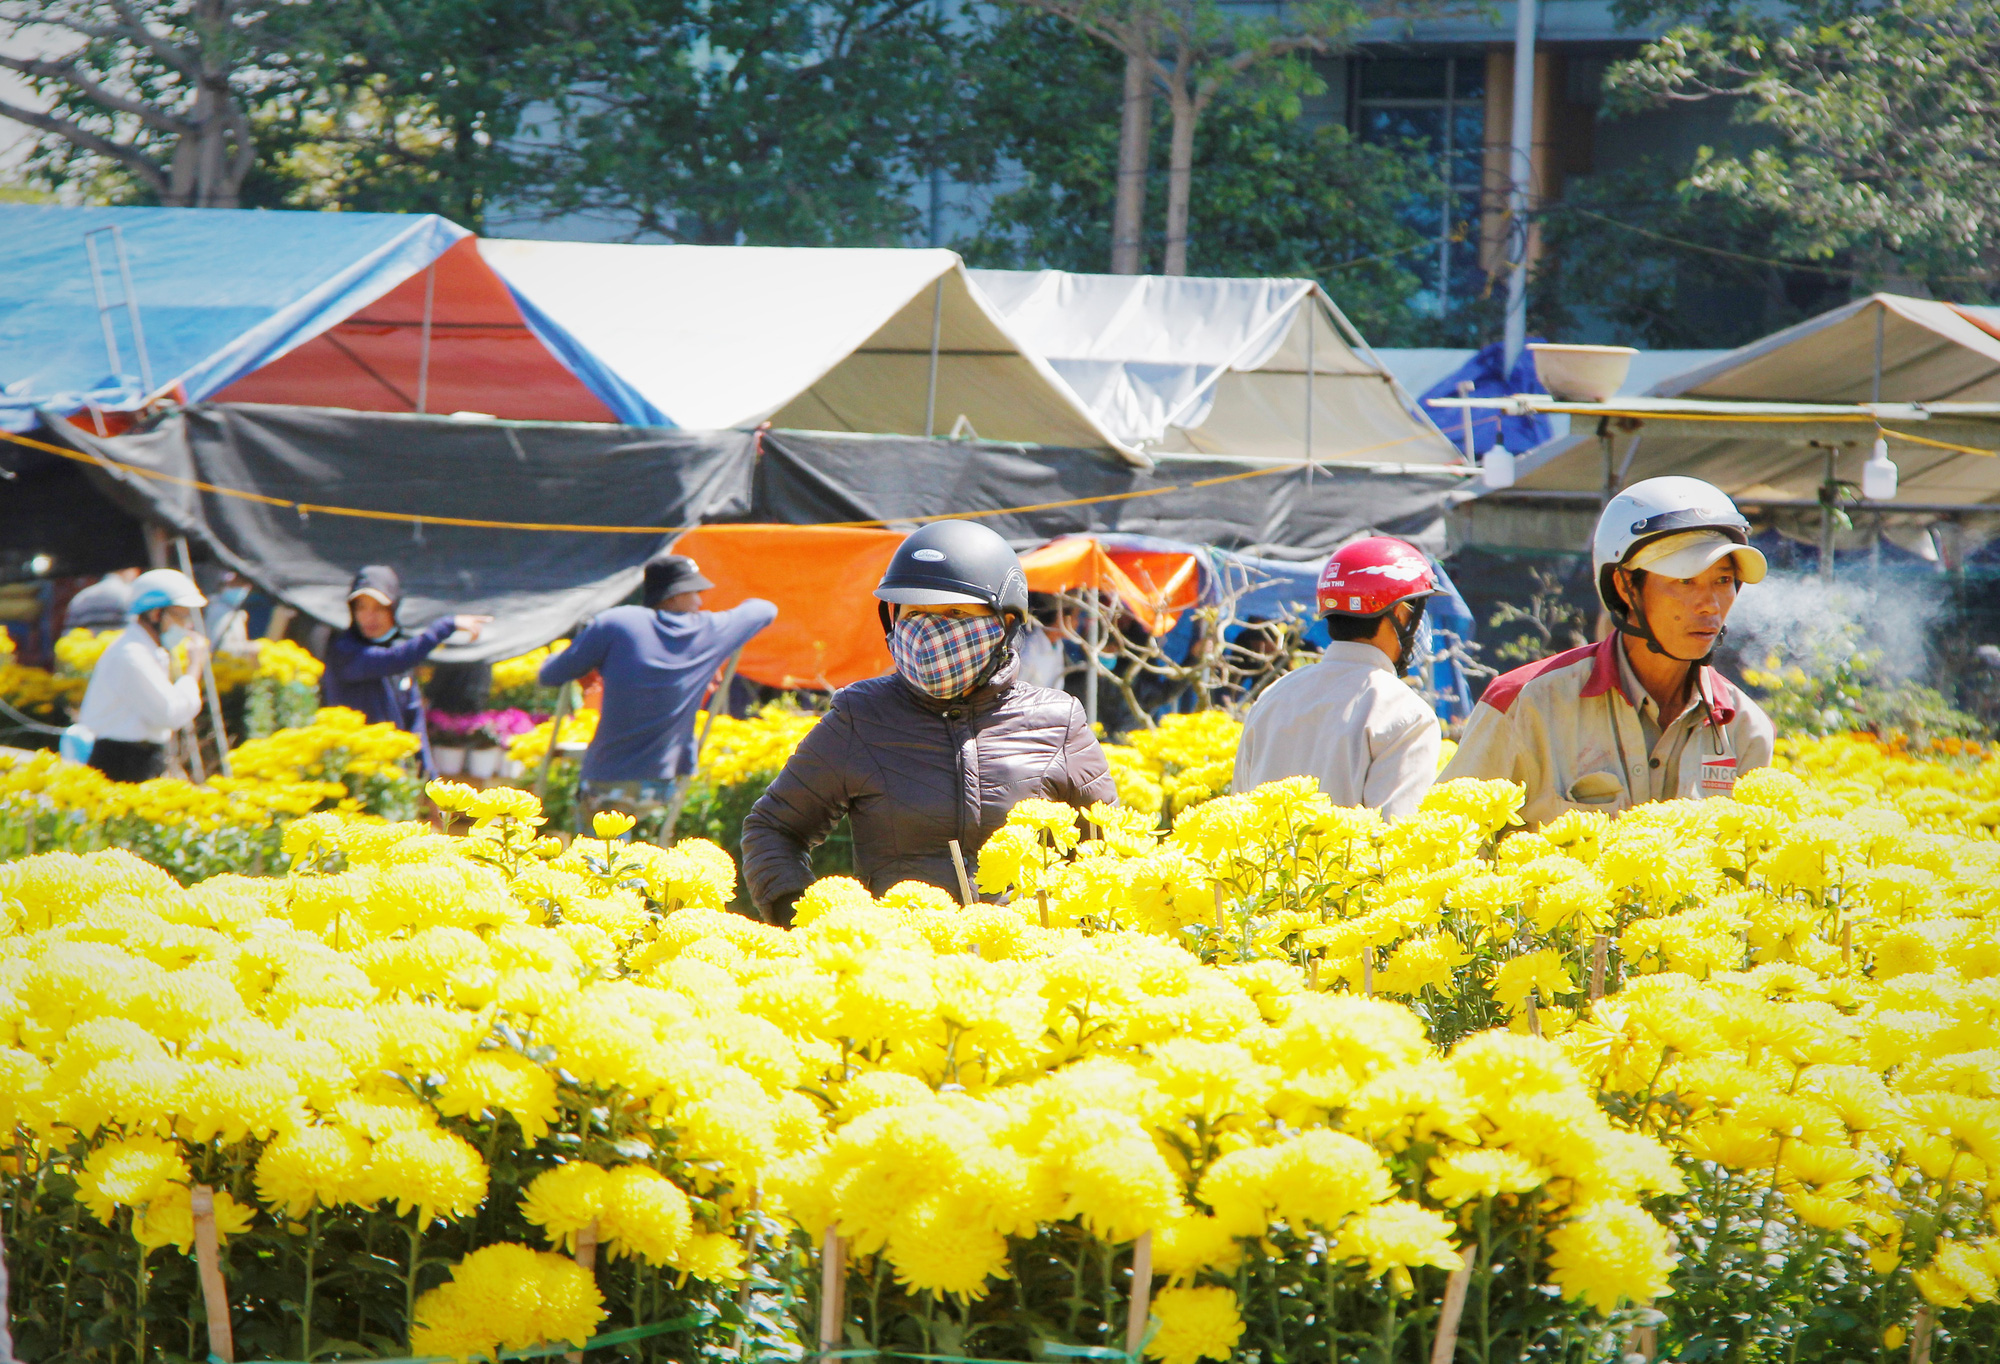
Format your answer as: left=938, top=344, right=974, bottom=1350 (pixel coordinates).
left=0, top=0, right=300, bottom=207
left=1605, top=0, right=2000, bottom=292
left=955, top=12, right=1437, bottom=339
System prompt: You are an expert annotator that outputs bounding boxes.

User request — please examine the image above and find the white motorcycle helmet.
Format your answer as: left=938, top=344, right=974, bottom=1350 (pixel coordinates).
left=126, top=568, right=207, bottom=617
left=1592, top=476, right=1766, bottom=662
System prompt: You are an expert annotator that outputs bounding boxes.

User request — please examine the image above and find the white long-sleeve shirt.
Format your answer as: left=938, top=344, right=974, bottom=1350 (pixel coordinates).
left=1232, top=641, right=1442, bottom=819
left=75, top=626, right=202, bottom=744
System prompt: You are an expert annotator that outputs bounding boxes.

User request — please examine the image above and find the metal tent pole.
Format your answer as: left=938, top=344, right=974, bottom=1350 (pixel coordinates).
left=1819, top=447, right=1838, bottom=584
left=416, top=263, right=436, bottom=415
left=173, top=536, right=230, bottom=778
left=1502, top=0, right=1539, bottom=368
left=924, top=278, right=943, bottom=438
left=1084, top=597, right=1100, bottom=728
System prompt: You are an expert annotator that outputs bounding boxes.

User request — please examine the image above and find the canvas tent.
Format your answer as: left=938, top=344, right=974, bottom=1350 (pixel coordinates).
left=0, top=205, right=659, bottom=432
left=1510, top=295, right=2000, bottom=512
left=478, top=241, right=1134, bottom=457
left=967, top=269, right=1463, bottom=467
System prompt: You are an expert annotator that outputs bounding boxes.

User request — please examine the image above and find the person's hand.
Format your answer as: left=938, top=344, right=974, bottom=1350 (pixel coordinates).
left=452, top=614, right=492, bottom=642
left=181, top=632, right=210, bottom=668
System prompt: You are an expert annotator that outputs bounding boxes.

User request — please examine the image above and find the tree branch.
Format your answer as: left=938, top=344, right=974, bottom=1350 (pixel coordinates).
left=106, top=0, right=207, bottom=81
left=0, top=94, right=168, bottom=194
left=0, top=52, right=193, bottom=134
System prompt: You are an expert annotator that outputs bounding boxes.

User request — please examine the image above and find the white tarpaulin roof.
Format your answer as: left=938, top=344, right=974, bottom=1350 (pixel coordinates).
left=1514, top=294, right=2000, bottom=505
left=478, top=240, right=1137, bottom=459
left=968, top=269, right=1463, bottom=467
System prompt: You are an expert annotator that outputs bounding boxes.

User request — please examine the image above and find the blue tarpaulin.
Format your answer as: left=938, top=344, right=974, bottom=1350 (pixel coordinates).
left=1416, top=340, right=1551, bottom=458
left=0, top=205, right=663, bottom=431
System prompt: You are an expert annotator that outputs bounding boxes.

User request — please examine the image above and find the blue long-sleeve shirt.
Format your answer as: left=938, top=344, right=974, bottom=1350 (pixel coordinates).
left=539, top=600, right=778, bottom=782
left=321, top=618, right=456, bottom=733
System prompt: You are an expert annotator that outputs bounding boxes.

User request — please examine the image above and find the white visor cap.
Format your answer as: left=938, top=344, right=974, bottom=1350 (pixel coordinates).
left=1627, top=529, right=1767, bottom=585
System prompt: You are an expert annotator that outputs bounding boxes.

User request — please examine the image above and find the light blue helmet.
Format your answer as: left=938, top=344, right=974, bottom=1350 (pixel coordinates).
left=127, top=568, right=206, bottom=617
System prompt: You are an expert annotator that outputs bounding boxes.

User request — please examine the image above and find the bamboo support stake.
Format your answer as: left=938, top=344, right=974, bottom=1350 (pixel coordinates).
left=1429, top=1263, right=1473, bottom=1364
left=1525, top=990, right=1543, bottom=1039
left=1213, top=884, right=1225, bottom=933
left=948, top=838, right=976, bottom=907
left=1037, top=890, right=1050, bottom=928
left=1842, top=919, right=1853, bottom=968
left=190, top=1184, right=234, bottom=1363
left=1362, top=947, right=1375, bottom=998
left=1307, top=956, right=1320, bottom=990
left=1125, top=1232, right=1154, bottom=1356
left=818, top=1229, right=847, bottom=1360
left=1627, top=1323, right=1657, bottom=1361
left=564, top=1219, right=600, bottom=1364
left=1589, top=934, right=1608, bottom=1001
left=1911, top=1306, right=1935, bottom=1364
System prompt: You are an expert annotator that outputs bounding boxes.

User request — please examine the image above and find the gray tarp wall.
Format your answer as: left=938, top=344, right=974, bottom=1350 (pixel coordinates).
left=48, top=404, right=1468, bottom=658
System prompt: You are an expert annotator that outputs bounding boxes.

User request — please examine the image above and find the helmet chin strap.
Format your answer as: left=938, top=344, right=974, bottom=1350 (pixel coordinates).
left=968, top=617, right=1024, bottom=693
left=1389, top=601, right=1427, bottom=679
left=1615, top=604, right=1723, bottom=667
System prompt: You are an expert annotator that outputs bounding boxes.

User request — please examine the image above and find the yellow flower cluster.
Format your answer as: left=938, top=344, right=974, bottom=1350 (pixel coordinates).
left=0, top=708, right=418, bottom=839
left=506, top=706, right=601, bottom=768
left=699, top=705, right=822, bottom=788
left=0, top=793, right=763, bottom=1357
left=10, top=629, right=325, bottom=714
left=489, top=641, right=568, bottom=695
left=1097, top=713, right=1244, bottom=819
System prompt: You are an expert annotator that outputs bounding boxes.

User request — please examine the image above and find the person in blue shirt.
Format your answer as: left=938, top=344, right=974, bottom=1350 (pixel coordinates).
left=538, top=551, right=776, bottom=831
left=321, top=566, right=489, bottom=762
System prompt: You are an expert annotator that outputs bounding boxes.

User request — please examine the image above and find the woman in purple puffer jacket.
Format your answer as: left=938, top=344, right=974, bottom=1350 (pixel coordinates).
left=742, top=522, right=1115, bottom=923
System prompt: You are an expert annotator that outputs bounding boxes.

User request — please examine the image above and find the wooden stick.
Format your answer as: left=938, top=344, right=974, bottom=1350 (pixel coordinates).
left=1627, top=1323, right=1657, bottom=1362
left=1362, top=947, right=1375, bottom=998
left=1307, top=956, right=1320, bottom=990
left=564, top=1219, right=600, bottom=1364
left=947, top=839, right=976, bottom=907
left=1125, top=1232, right=1154, bottom=1356
left=1842, top=919, right=1853, bottom=968
left=1525, top=989, right=1543, bottom=1039
left=1037, top=890, right=1050, bottom=928
left=1911, top=1305, right=1935, bottom=1364
left=1213, top=884, right=1225, bottom=932
left=532, top=682, right=574, bottom=803
left=1429, top=1263, right=1473, bottom=1364
left=190, top=1184, right=234, bottom=1363
left=818, top=1229, right=847, bottom=1360
left=1589, top=934, right=1608, bottom=1001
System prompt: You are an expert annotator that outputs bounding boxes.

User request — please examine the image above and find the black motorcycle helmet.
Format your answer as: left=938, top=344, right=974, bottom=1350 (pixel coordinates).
left=876, top=521, right=1031, bottom=691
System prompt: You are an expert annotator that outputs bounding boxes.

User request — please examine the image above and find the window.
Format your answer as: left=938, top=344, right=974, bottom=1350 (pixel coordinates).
left=1352, top=56, right=1487, bottom=316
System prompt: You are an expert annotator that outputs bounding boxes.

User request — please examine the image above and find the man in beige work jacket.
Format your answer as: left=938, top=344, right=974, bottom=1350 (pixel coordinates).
left=1441, top=476, right=1775, bottom=828
left=1233, top=536, right=1442, bottom=820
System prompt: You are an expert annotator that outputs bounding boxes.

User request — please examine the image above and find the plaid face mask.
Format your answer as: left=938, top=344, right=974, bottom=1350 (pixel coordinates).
left=890, top=612, right=1006, bottom=699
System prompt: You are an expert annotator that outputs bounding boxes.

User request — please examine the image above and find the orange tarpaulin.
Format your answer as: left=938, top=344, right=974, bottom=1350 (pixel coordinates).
left=1021, top=537, right=1199, bottom=634
left=672, top=524, right=902, bottom=690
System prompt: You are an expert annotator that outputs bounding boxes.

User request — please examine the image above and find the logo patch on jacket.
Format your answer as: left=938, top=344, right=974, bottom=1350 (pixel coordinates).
left=1699, top=755, right=1737, bottom=794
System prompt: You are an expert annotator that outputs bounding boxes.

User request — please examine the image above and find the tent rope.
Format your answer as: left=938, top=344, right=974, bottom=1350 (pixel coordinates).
left=0, top=425, right=1440, bottom=533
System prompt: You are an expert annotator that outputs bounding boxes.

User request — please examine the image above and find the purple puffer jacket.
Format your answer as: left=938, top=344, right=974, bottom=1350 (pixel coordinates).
left=741, top=656, right=1116, bottom=916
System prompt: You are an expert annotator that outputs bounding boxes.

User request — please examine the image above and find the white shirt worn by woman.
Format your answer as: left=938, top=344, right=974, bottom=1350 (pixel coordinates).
left=1231, top=641, right=1442, bottom=819
left=75, top=625, right=203, bottom=744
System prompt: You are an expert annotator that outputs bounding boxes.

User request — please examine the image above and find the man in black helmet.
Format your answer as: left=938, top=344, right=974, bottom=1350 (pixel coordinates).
left=741, top=521, right=1116, bottom=922
left=539, top=551, right=776, bottom=826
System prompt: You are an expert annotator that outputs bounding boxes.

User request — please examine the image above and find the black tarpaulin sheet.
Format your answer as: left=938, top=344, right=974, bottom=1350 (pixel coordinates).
left=47, top=404, right=754, bottom=662
left=753, top=430, right=1462, bottom=558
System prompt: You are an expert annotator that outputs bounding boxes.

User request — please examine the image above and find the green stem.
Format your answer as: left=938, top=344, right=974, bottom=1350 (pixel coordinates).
left=302, top=1208, right=321, bottom=1361
left=134, top=1234, right=151, bottom=1364
left=1379, top=1271, right=1396, bottom=1364
left=404, top=1214, right=426, bottom=1349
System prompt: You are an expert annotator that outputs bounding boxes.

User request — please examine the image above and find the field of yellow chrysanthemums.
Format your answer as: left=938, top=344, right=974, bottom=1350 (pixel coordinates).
left=5, top=717, right=2000, bottom=1364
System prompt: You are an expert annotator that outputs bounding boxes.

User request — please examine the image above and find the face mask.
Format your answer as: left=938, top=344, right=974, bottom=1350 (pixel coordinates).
left=890, top=613, right=1006, bottom=699
left=217, top=586, right=250, bottom=611
left=365, top=626, right=400, bottom=644
left=160, top=625, right=189, bottom=650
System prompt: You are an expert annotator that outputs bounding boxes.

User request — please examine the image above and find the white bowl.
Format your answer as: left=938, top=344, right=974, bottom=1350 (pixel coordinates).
left=1528, top=343, right=1638, bottom=402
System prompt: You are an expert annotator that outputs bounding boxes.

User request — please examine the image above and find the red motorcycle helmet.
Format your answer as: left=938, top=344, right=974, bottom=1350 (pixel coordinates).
left=1315, top=536, right=1439, bottom=619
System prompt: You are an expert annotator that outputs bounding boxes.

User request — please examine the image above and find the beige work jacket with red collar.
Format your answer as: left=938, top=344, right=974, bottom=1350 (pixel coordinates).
left=1439, top=637, right=1774, bottom=829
